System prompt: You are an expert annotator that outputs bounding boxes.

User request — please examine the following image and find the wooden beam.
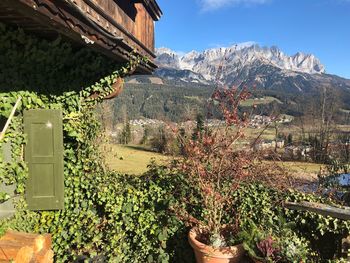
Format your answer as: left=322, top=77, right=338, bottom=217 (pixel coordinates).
left=285, top=201, right=350, bottom=220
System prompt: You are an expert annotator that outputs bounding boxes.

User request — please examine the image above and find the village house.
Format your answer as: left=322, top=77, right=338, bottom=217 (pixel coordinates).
left=283, top=145, right=312, bottom=161
left=254, top=139, right=285, bottom=151
left=249, top=114, right=273, bottom=128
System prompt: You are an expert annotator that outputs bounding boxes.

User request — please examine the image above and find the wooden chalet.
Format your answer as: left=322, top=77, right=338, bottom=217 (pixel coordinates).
left=0, top=0, right=162, bottom=74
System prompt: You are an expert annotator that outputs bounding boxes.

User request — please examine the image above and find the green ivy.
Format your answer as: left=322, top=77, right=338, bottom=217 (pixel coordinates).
left=233, top=183, right=350, bottom=260
left=0, top=23, right=160, bottom=262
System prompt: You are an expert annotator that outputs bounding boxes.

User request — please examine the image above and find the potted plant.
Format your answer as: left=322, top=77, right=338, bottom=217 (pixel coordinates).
left=174, top=86, right=254, bottom=262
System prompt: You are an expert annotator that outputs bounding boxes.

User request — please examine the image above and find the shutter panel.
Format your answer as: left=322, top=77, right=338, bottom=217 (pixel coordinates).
left=24, top=109, right=64, bottom=210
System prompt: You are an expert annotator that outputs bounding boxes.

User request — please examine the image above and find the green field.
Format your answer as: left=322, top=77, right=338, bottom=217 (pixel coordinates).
left=104, top=143, right=322, bottom=180
left=104, top=144, right=168, bottom=174
left=278, top=161, right=322, bottom=175
left=240, top=96, right=282, bottom=107
left=246, top=127, right=277, bottom=140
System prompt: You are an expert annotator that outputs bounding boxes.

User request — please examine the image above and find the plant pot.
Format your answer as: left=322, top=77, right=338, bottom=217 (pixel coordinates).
left=89, top=77, right=124, bottom=100
left=188, top=228, right=245, bottom=263
left=103, top=77, right=124, bottom=99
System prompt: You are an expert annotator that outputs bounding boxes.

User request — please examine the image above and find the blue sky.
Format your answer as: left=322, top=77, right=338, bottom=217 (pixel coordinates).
left=155, top=0, right=350, bottom=78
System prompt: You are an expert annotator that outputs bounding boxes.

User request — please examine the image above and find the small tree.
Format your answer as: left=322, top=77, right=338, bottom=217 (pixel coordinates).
left=287, top=133, right=293, bottom=145
left=192, top=113, right=205, bottom=141
left=178, top=127, right=186, bottom=156
left=338, top=133, right=350, bottom=163
left=140, top=125, right=151, bottom=145
left=119, top=120, right=131, bottom=144
left=151, top=126, right=167, bottom=153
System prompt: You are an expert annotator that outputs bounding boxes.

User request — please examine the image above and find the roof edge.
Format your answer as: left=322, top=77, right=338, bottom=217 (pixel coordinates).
left=138, top=0, right=163, bottom=21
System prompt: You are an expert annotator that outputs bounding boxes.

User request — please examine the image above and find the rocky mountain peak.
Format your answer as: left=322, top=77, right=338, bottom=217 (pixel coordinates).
left=155, top=44, right=326, bottom=82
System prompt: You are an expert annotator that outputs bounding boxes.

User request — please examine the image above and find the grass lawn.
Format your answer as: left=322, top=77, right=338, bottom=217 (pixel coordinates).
left=265, top=160, right=323, bottom=182
left=104, top=144, right=168, bottom=175
left=103, top=143, right=323, bottom=183
left=277, top=161, right=323, bottom=174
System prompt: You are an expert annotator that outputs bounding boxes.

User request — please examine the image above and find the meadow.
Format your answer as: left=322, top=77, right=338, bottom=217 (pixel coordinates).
left=104, top=144, right=168, bottom=174
left=240, top=96, right=282, bottom=107
left=105, top=143, right=322, bottom=180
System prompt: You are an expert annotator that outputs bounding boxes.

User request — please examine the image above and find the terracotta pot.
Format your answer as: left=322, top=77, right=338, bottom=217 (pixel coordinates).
left=188, top=228, right=245, bottom=263
left=103, top=77, right=124, bottom=99
left=89, top=77, right=124, bottom=100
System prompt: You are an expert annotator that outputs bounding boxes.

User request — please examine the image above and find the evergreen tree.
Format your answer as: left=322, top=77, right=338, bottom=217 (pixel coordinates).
left=140, top=125, right=150, bottom=145
left=192, top=113, right=205, bottom=141
left=118, top=104, right=131, bottom=144
left=178, top=127, right=186, bottom=156
left=151, top=126, right=167, bottom=153
left=120, top=120, right=131, bottom=144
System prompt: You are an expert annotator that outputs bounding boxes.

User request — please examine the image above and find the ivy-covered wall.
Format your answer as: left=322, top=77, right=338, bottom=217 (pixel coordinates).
left=0, top=23, right=171, bottom=262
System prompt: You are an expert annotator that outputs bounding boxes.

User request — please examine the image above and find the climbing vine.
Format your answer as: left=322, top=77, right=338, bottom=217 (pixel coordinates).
left=0, top=23, right=157, bottom=261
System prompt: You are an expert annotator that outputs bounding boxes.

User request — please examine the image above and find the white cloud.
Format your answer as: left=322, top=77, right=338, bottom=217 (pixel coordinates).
left=199, top=0, right=270, bottom=12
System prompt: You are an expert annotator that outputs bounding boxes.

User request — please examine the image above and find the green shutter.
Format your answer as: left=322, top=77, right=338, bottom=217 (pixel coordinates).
left=24, top=109, right=64, bottom=210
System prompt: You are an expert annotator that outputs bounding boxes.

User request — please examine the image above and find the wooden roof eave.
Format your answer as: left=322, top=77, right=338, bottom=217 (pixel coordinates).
left=0, top=0, right=158, bottom=74
left=73, top=0, right=157, bottom=59
left=137, top=0, right=163, bottom=21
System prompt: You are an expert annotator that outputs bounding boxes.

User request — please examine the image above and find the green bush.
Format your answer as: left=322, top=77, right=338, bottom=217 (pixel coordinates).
left=233, top=183, right=350, bottom=260
left=239, top=219, right=310, bottom=262
left=94, top=166, right=192, bottom=262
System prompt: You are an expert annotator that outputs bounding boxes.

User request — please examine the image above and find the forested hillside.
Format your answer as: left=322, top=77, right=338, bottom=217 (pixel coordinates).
left=111, top=79, right=350, bottom=124
left=111, top=82, right=215, bottom=123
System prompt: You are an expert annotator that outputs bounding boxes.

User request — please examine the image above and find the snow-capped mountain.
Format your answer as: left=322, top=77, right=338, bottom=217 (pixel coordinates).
left=155, top=43, right=325, bottom=83
left=154, top=43, right=350, bottom=94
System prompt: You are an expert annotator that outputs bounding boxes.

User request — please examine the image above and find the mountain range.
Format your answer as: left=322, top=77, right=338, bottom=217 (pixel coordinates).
left=118, top=43, right=350, bottom=122
left=154, top=43, right=350, bottom=95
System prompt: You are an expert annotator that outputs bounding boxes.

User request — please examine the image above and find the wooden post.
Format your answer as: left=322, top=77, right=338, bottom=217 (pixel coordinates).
left=284, top=201, right=350, bottom=220
left=285, top=201, right=350, bottom=259
left=0, top=97, right=22, bottom=142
